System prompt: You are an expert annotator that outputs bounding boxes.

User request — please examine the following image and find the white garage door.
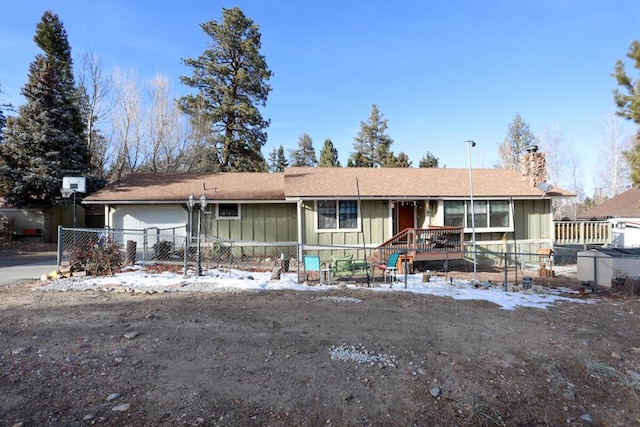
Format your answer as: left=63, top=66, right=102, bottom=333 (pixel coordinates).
left=113, top=205, right=187, bottom=234
left=112, top=205, right=188, bottom=261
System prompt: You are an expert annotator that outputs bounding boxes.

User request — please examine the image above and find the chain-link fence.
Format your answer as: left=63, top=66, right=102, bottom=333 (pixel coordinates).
left=57, top=226, right=188, bottom=265
left=57, top=227, right=640, bottom=292
left=57, top=226, right=298, bottom=277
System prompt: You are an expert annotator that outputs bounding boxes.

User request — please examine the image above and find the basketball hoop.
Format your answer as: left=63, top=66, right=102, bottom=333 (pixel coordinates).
left=61, top=189, right=74, bottom=199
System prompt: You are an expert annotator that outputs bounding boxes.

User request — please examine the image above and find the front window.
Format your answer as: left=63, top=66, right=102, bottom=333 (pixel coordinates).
left=444, top=201, right=464, bottom=227
left=217, top=203, right=240, bottom=219
left=444, top=200, right=511, bottom=231
left=466, top=201, right=487, bottom=228
left=489, top=200, right=510, bottom=227
left=317, top=200, right=359, bottom=231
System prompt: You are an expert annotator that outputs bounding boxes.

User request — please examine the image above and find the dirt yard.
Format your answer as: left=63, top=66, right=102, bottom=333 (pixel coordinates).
left=1, top=263, right=640, bottom=427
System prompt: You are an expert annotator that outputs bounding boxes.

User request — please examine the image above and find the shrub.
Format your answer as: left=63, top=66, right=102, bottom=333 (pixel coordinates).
left=70, top=240, right=123, bottom=276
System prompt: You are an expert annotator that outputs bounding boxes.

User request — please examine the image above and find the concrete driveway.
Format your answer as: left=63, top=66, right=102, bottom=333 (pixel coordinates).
left=0, top=252, right=58, bottom=285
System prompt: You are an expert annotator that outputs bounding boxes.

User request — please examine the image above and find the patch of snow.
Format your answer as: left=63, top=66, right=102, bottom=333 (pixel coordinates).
left=37, top=267, right=593, bottom=311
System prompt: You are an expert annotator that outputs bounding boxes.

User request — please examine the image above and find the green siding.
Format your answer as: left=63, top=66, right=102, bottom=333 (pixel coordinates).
left=204, top=203, right=297, bottom=242
left=513, top=199, right=551, bottom=241
left=302, top=200, right=390, bottom=247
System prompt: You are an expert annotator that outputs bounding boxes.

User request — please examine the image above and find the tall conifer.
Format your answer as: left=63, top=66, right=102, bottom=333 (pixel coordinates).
left=0, top=11, right=89, bottom=207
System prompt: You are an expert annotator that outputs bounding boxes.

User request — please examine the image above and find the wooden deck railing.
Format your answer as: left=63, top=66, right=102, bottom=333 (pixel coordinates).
left=375, top=226, right=465, bottom=262
left=554, top=221, right=612, bottom=246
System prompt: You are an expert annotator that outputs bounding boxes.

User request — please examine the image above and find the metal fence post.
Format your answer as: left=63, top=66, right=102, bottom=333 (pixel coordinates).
left=403, top=248, right=408, bottom=289
left=593, top=255, right=598, bottom=293
left=57, top=225, right=63, bottom=268
left=143, top=228, right=148, bottom=262
left=503, top=249, right=508, bottom=291
left=183, top=234, right=189, bottom=277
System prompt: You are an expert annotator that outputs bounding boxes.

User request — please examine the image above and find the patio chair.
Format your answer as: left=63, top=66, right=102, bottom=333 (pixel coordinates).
left=303, top=255, right=332, bottom=284
left=376, top=252, right=401, bottom=282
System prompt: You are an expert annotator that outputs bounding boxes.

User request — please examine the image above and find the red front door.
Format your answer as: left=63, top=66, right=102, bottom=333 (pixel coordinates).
left=397, top=202, right=414, bottom=234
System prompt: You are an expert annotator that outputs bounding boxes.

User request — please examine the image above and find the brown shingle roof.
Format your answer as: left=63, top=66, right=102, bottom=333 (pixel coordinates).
left=577, top=187, right=640, bottom=219
left=83, top=168, right=574, bottom=204
left=83, top=172, right=285, bottom=203
left=284, top=167, right=574, bottom=198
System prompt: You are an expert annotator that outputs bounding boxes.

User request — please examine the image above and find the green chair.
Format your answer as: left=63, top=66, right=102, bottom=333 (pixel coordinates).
left=331, top=253, right=371, bottom=278
left=331, top=254, right=354, bottom=276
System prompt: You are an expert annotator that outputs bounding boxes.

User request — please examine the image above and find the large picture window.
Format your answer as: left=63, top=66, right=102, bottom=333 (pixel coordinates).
left=317, top=200, right=359, bottom=231
left=444, top=200, right=511, bottom=231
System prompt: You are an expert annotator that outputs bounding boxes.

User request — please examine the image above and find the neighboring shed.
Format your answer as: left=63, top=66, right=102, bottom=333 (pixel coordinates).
left=577, top=247, right=640, bottom=288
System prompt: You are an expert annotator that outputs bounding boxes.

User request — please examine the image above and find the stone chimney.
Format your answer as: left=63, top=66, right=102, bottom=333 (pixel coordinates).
left=520, top=145, right=547, bottom=187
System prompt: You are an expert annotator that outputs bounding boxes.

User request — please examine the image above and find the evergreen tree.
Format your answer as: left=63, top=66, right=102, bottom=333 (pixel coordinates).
left=419, top=151, right=439, bottom=168
left=0, top=11, right=89, bottom=208
left=496, top=113, right=536, bottom=170
left=613, top=40, right=640, bottom=184
left=348, top=104, right=393, bottom=167
left=384, top=151, right=412, bottom=167
left=268, top=145, right=288, bottom=172
left=318, top=138, right=341, bottom=167
left=179, top=7, right=272, bottom=172
left=289, top=134, right=317, bottom=167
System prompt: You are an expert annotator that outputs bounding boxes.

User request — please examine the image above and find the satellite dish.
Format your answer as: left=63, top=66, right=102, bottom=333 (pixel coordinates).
left=537, top=182, right=553, bottom=193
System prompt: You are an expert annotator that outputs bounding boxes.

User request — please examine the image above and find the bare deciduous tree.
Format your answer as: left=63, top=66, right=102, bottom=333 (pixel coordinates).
left=596, top=113, right=632, bottom=199
left=78, top=52, right=112, bottom=177
left=110, top=68, right=146, bottom=180
left=144, top=75, right=187, bottom=173
left=538, top=126, right=584, bottom=219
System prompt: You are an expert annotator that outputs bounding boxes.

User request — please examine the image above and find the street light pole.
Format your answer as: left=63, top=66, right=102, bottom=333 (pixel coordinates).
left=466, top=140, right=477, bottom=286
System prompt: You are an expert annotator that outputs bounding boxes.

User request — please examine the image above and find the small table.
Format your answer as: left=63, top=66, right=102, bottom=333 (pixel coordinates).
left=397, top=255, right=414, bottom=274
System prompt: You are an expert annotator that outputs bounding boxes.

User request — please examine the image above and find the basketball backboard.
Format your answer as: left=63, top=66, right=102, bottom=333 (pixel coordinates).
left=62, top=176, right=86, bottom=193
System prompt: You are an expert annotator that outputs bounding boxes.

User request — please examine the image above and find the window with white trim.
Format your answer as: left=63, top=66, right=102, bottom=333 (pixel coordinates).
left=316, top=200, right=359, bottom=231
left=444, top=200, right=512, bottom=231
left=217, top=203, right=240, bottom=220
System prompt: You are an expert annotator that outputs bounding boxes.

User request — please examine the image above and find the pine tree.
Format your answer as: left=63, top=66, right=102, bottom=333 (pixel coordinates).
left=0, top=11, right=89, bottom=208
left=318, top=138, right=341, bottom=167
left=613, top=40, right=640, bottom=184
left=289, top=134, right=317, bottom=167
left=384, top=151, right=412, bottom=167
left=179, top=7, right=272, bottom=172
left=348, top=104, right=393, bottom=167
left=496, top=113, right=536, bottom=170
left=268, top=145, right=288, bottom=172
left=419, top=151, right=439, bottom=168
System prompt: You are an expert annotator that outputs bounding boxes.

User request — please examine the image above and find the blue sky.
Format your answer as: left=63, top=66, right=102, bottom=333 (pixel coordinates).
left=1, top=0, right=639, bottom=195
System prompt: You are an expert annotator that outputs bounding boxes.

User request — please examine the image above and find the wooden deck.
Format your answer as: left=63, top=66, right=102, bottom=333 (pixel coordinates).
left=375, top=226, right=465, bottom=263
left=374, top=221, right=612, bottom=267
